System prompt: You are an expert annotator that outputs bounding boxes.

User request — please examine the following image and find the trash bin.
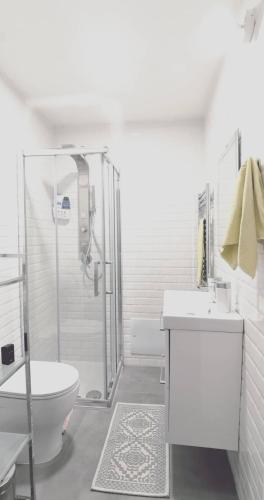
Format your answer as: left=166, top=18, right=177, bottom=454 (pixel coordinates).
left=0, top=466, right=15, bottom=500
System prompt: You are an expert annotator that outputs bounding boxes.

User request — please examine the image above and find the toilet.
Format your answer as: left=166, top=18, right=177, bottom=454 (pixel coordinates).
left=0, top=361, right=80, bottom=464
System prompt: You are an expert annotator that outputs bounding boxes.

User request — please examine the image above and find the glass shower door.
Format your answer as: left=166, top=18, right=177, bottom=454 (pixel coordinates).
left=56, top=152, right=122, bottom=403
left=55, top=153, right=106, bottom=401
left=114, top=175, right=123, bottom=368
left=104, top=161, right=116, bottom=395
left=104, top=161, right=122, bottom=397
left=23, top=147, right=122, bottom=405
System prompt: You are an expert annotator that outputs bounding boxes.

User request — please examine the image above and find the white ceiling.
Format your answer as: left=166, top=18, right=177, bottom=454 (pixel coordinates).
left=0, top=0, right=239, bottom=127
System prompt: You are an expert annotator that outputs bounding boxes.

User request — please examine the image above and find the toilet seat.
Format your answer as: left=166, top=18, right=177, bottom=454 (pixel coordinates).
left=0, top=361, right=80, bottom=400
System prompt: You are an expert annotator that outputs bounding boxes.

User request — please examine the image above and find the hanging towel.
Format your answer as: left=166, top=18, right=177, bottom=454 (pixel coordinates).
left=197, top=218, right=207, bottom=286
left=221, top=158, right=264, bottom=278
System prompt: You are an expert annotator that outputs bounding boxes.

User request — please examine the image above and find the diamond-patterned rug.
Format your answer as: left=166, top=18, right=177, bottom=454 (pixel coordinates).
left=91, top=403, right=169, bottom=497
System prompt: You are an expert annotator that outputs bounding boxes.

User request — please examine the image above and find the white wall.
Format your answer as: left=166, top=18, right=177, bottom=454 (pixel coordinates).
left=0, top=75, right=54, bottom=379
left=205, top=28, right=264, bottom=500
left=56, top=121, right=204, bottom=363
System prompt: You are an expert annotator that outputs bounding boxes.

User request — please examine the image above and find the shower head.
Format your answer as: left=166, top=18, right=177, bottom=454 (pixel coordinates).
left=71, top=154, right=89, bottom=173
left=61, top=144, right=92, bottom=258
left=61, top=144, right=89, bottom=172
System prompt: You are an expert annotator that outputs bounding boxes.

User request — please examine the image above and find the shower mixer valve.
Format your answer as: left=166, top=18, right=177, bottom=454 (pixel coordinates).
left=53, top=195, right=71, bottom=221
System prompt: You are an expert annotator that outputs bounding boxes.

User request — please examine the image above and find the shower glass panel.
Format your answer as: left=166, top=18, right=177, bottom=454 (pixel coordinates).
left=22, top=148, right=122, bottom=405
left=55, top=153, right=105, bottom=400
left=104, top=163, right=117, bottom=393
left=23, top=156, right=59, bottom=363
left=114, top=176, right=123, bottom=365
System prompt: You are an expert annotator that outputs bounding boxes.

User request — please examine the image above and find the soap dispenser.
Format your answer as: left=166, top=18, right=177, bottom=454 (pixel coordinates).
left=215, top=281, right=231, bottom=313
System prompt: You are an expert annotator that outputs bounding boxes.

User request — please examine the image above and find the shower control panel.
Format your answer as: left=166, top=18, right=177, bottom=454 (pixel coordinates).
left=53, top=195, right=71, bottom=221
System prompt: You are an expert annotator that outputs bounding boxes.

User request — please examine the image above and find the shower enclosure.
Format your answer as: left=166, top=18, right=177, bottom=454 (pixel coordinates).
left=19, top=146, right=123, bottom=405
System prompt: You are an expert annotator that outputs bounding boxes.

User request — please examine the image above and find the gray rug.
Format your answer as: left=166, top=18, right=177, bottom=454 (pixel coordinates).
left=91, top=402, right=169, bottom=497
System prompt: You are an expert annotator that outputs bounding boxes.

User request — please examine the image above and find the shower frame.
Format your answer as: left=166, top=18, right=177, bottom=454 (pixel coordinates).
left=20, top=146, right=123, bottom=407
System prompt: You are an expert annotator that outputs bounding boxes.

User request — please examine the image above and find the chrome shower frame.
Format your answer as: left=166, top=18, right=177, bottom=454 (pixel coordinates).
left=21, top=146, right=123, bottom=407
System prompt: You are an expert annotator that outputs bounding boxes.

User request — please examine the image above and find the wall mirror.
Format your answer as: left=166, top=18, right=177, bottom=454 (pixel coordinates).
left=197, top=183, right=214, bottom=287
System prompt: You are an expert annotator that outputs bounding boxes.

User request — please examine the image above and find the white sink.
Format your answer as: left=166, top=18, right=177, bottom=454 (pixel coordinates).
left=163, top=290, right=243, bottom=333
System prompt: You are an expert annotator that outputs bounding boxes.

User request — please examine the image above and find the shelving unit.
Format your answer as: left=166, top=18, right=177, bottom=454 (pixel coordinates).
left=0, top=433, right=29, bottom=482
left=0, top=255, right=36, bottom=500
left=0, top=358, right=25, bottom=388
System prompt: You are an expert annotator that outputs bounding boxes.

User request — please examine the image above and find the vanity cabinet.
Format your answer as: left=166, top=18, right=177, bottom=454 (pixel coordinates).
left=163, top=290, right=244, bottom=451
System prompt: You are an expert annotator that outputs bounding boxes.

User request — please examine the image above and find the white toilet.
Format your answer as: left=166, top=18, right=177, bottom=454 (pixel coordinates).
left=0, top=361, right=80, bottom=464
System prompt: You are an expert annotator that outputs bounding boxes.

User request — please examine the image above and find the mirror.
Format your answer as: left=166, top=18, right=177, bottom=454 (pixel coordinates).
left=197, top=183, right=214, bottom=287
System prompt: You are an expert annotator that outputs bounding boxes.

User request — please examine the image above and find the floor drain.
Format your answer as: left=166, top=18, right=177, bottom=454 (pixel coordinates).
left=86, top=390, right=102, bottom=399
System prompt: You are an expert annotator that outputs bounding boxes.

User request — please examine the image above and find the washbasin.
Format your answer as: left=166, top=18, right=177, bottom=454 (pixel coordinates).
left=163, top=290, right=243, bottom=333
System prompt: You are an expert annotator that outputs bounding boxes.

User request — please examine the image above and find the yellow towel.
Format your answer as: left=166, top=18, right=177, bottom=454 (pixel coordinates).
left=221, top=158, right=264, bottom=278
left=197, top=218, right=206, bottom=286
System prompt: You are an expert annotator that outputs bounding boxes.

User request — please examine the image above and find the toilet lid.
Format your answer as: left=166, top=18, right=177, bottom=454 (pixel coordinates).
left=0, top=361, right=80, bottom=398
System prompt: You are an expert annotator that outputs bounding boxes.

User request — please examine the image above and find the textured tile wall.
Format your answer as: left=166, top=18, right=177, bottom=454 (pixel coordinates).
left=205, top=27, right=264, bottom=500
left=55, top=123, right=204, bottom=363
left=0, top=75, right=53, bottom=377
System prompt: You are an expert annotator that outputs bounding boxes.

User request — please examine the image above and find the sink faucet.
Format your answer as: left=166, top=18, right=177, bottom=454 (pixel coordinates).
left=208, top=278, right=217, bottom=304
left=207, top=277, right=224, bottom=310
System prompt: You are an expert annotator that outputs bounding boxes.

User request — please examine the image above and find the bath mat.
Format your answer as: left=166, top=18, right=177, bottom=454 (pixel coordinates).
left=91, top=402, right=169, bottom=497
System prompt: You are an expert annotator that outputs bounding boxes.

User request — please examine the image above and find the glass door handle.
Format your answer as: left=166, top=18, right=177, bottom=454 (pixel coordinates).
left=160, top=311, right=165, bottom=331
left=105, top=261, right=113, bottom=294
left=94, top=261, right=100, bottom=297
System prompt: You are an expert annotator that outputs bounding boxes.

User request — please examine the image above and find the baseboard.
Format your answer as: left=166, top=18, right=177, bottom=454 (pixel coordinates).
left=227, top=451, right=247, bottom=500
left=124, top=355, right=164, bottom=367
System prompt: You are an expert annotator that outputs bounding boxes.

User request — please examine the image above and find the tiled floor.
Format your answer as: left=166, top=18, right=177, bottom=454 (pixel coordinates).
left=16, top=366, right=238, bottom=500
left=62, top=360, right=104, bottom=398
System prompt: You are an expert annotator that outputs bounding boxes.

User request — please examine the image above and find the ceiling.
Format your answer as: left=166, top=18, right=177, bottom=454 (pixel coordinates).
left=0, top=0, right=239, bottom=127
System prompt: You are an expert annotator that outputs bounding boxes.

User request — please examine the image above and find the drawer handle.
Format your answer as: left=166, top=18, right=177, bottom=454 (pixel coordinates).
left=160, top=311, right=165, bottom=331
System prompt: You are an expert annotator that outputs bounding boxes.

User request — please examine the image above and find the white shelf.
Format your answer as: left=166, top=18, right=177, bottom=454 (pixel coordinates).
left=0, top=432, right=29, bottom=482
left=0, top=358, right=25, bottom=389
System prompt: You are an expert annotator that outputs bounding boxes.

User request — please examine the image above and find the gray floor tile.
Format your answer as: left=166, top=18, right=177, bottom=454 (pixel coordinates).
left=117, top=366, right=163, bottom=393
left=15, top=366, right=238, bottom=500
left=115, top=390, right=164, bottom=405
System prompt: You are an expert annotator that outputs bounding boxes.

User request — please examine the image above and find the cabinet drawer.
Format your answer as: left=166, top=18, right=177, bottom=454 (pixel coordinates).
left=167, top=329, right=242, bottom=451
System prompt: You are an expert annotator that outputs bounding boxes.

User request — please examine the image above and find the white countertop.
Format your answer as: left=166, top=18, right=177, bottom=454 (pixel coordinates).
left=163, top=290, right=244, bottom=333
